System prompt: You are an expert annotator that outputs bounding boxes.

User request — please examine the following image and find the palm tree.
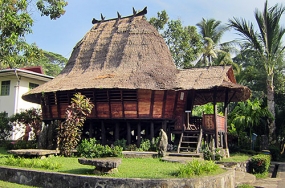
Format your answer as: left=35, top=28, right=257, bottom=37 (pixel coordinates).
left=196, top=18, right=229, bottom=66
left=229, top=0, right=285, bottom=144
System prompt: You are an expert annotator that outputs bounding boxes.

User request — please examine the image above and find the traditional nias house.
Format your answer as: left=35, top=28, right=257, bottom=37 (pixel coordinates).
left=22, top=8, right=250, bottom=154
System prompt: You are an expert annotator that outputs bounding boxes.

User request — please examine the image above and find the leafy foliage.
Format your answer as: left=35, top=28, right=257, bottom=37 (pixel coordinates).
left=0, top=112, right=11, bottom=140
left=149, top=11, right=203, bottom=68
left=249, top=154, right=271, bottom=174
left=0, top=0, right=67, bottom=68
left=228, top=99, right=271, bottom=147
left=2, top=155, right=61, bottom=170
left=177, top=159, right=219, bottom=177
left=77, top=138, right=123, bottom=158
left=10, top=108, right=42, bottom=142
left=114, top=139, right=127, bottom=151
left=229, top=1, right=285, bottom=144
left=57, top=93, right=94, bottom=157
left=31, top=50, right=68, bottom=76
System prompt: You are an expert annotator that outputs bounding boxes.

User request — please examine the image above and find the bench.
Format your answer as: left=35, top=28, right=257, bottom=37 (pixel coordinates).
left=8, top=149, right=60, bottom=159
left=78, top=157, right=122, bottom=174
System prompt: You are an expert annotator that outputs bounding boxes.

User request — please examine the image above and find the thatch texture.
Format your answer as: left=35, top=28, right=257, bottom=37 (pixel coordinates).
left=23, top=15, right=250, bottom=104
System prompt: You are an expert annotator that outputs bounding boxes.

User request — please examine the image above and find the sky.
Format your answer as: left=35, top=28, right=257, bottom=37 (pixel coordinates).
left=26, top=0, right=285, bottom=59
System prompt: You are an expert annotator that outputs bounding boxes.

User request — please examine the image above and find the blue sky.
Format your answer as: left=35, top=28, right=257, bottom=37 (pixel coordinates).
left=26, top=0, right=285, bottom=59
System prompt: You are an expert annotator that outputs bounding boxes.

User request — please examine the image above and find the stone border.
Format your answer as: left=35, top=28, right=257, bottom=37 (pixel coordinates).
left=0, top=166, right=235, bottom=188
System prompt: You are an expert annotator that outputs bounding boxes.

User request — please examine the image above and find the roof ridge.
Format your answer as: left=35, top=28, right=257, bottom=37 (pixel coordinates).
left=91, top=7, right=147, bottom=24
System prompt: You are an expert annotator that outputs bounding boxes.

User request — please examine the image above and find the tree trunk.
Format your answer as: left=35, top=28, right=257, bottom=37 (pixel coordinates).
left=267, top=73, right=276, bottom=145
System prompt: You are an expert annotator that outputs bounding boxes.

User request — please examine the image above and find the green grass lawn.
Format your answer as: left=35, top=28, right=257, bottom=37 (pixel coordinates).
left=221, top=153, right=251, bottom=162
left=0, top=147, right=250, bottom=183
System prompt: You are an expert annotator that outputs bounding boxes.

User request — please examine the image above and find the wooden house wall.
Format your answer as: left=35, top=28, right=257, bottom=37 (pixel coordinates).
left=41, top=89, right=185, bottom=123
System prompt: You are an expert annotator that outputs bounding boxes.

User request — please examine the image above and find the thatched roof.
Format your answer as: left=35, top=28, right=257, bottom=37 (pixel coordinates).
left=22, top=14, right=250, bottom=104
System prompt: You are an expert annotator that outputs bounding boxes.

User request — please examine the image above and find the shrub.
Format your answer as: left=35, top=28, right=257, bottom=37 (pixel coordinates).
left=114, top=139, right=127, bottom=151
left=126, top=144, right=137, bottom=151
left=177, top=159, right=219, bottom=177
left=138, top=139, right=151, bottom=151
left=202, top=147, right=223, bottom=161
left=57, top=93, right=94, bottom=156
left=5, top=140, right=37, bottom=150
left=249, top=154, right=271, bottom=174
left=268, top=145, right=281, bottom=161
left=0, top=112, right=12, bottom=141
left=2, top=156, right=61, bottom=170
left=77, top=138, right=123, bottom=158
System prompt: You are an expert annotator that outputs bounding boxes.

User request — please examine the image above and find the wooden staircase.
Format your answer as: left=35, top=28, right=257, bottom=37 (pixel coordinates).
left=177, top=128, right=203, bottom=153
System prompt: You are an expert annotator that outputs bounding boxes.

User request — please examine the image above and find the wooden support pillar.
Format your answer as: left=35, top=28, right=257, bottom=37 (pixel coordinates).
left=214, top=103, right=218, bottom=148
left=150, top=122, right=154, bottom=144
left=224, top=89, right=229, bottom=157
left=137, top=122, right=141, bottom=147
left=101, top=121, right=106, bottom=145
left=213, top=87, right=218, bottom=148
left=127, top=122, right=131, bottom=145
left=89, top=121, right=94, bottom=138
left=115, top=123, right=119, bottom=141
left=162, top=121, right=167, bottom=132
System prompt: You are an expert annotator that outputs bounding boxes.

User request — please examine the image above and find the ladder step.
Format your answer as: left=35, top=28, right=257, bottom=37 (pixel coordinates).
left=182, top=141, right=198, bottom=144
left=183, top=136, right=198, bottom=138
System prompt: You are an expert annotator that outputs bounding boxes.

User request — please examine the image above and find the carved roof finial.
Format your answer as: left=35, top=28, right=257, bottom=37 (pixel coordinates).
left=101, top=13, right=105, bottom=20
left=117, top=11, right=121, bottom=19
left=132, top=7, right=136, bottom=15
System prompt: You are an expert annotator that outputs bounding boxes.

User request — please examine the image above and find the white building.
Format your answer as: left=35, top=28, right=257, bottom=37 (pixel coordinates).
left=0, top=67, right=53, bottom=140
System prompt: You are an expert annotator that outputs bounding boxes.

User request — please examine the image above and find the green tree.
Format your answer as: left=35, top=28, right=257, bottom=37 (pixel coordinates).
left=196, top=18, right=230, bottom=67
left=228, top=99, right=271, bottom=147
left=0, top=0, right=67, bottom=69
left=36, top=51, right=68, bottom=76
left=149, top=10, right=169, bottom=30
left=149, top=11, right=203, bottom=68
left=229, top=1, right=285, bottom=144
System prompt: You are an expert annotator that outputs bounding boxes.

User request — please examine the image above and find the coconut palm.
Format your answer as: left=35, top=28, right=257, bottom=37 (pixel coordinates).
left=196, top=18, right=229, bottom=66
left=228, top=0, right=285, bottom=144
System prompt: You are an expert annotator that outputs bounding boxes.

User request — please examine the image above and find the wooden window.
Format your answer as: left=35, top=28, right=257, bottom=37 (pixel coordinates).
left=29, top=82, right=39, bottom=90
left=1, top=80, right=10, bottom=96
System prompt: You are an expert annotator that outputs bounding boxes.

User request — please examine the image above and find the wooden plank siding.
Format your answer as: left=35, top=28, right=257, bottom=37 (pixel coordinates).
left=173, top=91, right=188, bottom=130
left=41, top=89, right=182, bottom=121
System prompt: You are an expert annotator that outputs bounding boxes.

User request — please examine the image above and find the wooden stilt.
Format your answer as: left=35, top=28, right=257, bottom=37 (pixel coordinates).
left=115, top=123, right=119, bottom=141
left=89, top=121, right=94, bottom=138
left=127, top=122, right=131, bottom=145
left=137, top=122, right=141, bottom=146
left=162, top=121, right=167, bottom=132
left=101, top=121, right=106, bottom=145
left=150, top=122, right=154, bottom=143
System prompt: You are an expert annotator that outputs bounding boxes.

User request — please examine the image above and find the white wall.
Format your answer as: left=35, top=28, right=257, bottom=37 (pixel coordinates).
left=0, top=76, right=17, bottom=117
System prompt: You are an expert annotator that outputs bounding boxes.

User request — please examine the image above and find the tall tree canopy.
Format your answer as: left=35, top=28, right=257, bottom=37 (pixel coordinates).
left=0, top=0, right=67, bottom=69
left=149, top=11, right=203, bottom=68
left=229, top=0, right=285, bottom=144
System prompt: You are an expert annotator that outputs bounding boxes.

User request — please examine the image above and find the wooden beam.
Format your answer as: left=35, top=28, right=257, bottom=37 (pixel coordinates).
left=162, top=90, right=167, bottom=118
left=137, top=122, right=141, bottom=146
left=89, top=120, right=94, bottom=138
left=127, top=122, right=131, bottom=145
left=213, top=87, right=218, bottom=148
left=121, top=90, right=125, bottom=118
left=115, top=122, right=119, bottom=141
left=162, top=120, right=167, bottom=132
left=150, top=122, right=154, bottom=143
left=101, top=121, right=106, bottom=145
left=150, top=90, right=155, bottom=118
left=224, top=89, right=229, bottom=150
